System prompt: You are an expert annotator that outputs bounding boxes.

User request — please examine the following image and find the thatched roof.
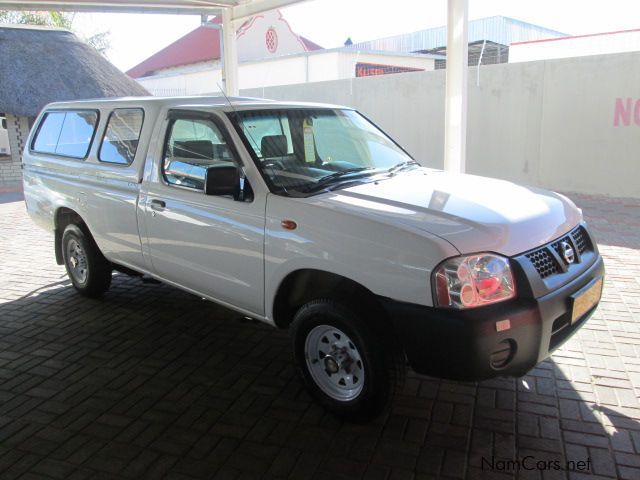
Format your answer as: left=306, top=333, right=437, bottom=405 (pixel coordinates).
left=0, top=24, right=149, bottom=117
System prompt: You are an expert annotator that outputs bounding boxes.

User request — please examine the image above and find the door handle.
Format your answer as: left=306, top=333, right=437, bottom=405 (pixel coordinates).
left=150, top=199, right=166, bottom=211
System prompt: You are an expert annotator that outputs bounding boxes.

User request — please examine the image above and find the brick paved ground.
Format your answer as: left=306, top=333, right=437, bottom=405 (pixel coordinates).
left=0, top=192, right=638, bottom=480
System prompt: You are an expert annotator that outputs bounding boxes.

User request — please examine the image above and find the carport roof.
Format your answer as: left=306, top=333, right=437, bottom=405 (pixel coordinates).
left=0, top=1, right=309, bottom=18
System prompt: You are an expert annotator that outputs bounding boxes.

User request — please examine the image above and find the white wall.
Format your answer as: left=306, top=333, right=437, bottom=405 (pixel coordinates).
left=0, top=115, right=27, bottom=189
left=137, top=51, right=435, bottom=96
left=139, top=64, right=224, bottom=96
left=237, top=9, right=310, bottom=62
left=510, top=29, right=640, bottom=63
left=243, top=51, right=640, bottom=198
left=0, top=120, right=9, bottom=156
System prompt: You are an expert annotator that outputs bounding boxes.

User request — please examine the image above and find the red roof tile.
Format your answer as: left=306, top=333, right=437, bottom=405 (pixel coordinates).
left=300, top=36, right=323, bottom=51
left=127, top=17, right=322, bottom=79
left=127, top=18, right=222, bottom=79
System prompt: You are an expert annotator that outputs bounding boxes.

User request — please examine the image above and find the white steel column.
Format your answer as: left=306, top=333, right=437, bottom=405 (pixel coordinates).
left=443, top=0, right=469, bottom=173
left=222, top=8, right=239, bottom=96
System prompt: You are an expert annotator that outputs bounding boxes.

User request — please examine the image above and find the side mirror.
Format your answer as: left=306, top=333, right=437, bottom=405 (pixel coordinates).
left=204, top=165, right=239, bottom=197
left=1, top=118, right=6, bottom=130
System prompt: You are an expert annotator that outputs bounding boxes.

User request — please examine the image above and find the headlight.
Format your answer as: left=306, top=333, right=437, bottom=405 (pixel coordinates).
left=433, top=253, right=515, bottom=309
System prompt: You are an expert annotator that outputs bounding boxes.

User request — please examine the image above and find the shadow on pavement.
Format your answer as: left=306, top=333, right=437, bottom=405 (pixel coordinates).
left=0, top=272, right=637, bottom=479
left=0, top=191, right=24, bottom=204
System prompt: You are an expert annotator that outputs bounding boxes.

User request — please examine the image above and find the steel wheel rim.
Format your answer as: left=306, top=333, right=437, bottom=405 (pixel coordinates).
left=66, top=238, right=88, bottom=284
left=304, top=325, right=365, bottom=401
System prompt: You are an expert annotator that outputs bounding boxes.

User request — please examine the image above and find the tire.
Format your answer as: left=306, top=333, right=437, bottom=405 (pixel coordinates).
left=61, top=224, right=112, bottom=298
left=291, top=299, right=405, bottom=421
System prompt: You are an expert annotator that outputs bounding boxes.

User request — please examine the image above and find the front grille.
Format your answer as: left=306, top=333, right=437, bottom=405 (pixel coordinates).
left=551, top=240, right=564, bottom=257
left=526, top=248, right=560, bottom=279
left=525, top=226, right=591, bottom=279
left=571, top=227, right=590, bottom=254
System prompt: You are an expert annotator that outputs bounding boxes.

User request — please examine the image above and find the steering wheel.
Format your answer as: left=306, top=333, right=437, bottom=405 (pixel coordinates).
left=263, top=160, right=285, bottom=171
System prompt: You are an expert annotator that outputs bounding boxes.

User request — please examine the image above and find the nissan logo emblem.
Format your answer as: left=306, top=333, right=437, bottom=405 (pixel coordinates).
left=560, top=241, right=575, bottom=264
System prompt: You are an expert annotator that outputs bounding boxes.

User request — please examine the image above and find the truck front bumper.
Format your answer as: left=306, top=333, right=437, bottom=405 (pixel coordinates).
left=381, top=255, right=605, bottom=381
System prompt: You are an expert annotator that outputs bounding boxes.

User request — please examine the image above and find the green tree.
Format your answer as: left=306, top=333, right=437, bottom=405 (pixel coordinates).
left=0, top=10, right=110, bottom=55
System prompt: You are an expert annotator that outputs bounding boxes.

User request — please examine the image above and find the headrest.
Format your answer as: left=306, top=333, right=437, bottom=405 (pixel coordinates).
left=260, top=135, right=287, bottom=158
left=174, top=140, right=214, bottom=159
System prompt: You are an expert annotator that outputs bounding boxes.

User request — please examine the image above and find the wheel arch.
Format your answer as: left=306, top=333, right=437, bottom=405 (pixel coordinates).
left=271, top=268, right=387, bottom=329
left=53, top=207, right=88, bottom=265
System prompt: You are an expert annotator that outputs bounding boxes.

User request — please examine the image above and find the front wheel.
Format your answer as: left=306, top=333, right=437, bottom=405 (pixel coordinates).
left=291, top=299, right=404, bottom=421
left=61, top=224, right=112, bottom=298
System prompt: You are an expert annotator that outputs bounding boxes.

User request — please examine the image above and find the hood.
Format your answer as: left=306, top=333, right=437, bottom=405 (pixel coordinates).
left=307, top=169, right=582, bottom=257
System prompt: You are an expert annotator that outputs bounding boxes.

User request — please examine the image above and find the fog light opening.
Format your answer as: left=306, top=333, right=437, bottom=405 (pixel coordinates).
left=490, top=339, right=517, bottom=370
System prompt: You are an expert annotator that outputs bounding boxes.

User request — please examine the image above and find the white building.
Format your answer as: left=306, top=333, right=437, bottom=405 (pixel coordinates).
left=128, top=10, right=439, bottom=96
left=510, top=28, right=640, bottom=63
left=0, top=116, right=9, bottom=157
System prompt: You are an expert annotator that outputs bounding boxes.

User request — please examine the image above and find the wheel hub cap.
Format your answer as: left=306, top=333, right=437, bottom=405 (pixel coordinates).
left=324, top=355, right=340, bottom=374
left=305, top=325, right=365, bottom=401
left=66, top=239, right=88, bottom=284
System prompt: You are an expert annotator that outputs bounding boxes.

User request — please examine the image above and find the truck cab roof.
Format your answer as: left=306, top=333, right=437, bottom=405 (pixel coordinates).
left=43, top=96, right=353, bottom=113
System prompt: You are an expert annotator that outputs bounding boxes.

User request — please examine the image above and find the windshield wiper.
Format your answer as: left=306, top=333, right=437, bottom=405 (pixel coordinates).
left=388, top=160, right=419, bottom=175
left=305, top=167, right=376, bottom=193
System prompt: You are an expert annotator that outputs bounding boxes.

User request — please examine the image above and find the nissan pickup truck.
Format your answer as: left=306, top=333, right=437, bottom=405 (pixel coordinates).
left=23, top=97, right=604, bottom=420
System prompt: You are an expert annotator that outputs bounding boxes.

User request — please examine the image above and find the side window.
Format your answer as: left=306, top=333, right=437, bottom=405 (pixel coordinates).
left=163, top=118, right=237, bottom=191
left=99, top=109, right=144, bottom=165
left=32, top=110, right=98, bottom=159
left=32, top=112, right=65, bottom=154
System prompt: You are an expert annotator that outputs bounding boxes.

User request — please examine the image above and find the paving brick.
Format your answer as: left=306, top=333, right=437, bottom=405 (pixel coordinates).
left=618, top=465, right=640, bottom=480
left=587, top=447, right=617, bottom=477
left=0, top=192, right=639, bottom=479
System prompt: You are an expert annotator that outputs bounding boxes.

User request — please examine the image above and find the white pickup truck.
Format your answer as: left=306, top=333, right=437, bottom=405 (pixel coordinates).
left=23, top=97, right=604, bottom=420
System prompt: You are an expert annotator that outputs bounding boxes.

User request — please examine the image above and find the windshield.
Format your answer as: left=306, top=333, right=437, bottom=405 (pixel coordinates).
left=231, top=108, right=415, bottom=195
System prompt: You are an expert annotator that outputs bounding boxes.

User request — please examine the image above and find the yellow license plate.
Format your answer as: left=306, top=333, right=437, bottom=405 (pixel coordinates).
left=571, top=278, right=603, bottom=323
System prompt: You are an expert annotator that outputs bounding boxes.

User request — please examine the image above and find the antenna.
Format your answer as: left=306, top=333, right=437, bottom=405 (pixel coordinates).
left=215, top=82, right=289, bottom=196
left=216, top=82, right=247, bottom=200
left=216, top=81, right=231, bottom=105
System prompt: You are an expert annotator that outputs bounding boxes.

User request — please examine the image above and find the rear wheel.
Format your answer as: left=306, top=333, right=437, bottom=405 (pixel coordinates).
left=61, top=224, right=112, bottom=297
left=291, top=299, right=404, bottom=421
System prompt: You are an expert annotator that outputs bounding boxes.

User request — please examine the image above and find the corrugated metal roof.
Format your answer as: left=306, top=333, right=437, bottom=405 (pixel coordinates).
left=349, top=16, right=567, bottom=53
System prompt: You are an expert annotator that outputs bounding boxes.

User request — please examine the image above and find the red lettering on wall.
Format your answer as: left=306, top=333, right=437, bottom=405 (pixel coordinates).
left=614, top=98, right=640, bottom=127
left=614, top=98, right=632, bottom=127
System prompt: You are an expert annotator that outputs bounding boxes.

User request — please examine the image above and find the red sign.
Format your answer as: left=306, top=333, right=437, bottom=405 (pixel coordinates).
left=355, top=62, right=423, bottom=78
left=613, top=98, right=640, bottom=126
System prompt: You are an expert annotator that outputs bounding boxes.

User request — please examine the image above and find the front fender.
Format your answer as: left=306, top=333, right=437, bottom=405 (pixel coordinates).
left=264, top=195, right=458, bottom=321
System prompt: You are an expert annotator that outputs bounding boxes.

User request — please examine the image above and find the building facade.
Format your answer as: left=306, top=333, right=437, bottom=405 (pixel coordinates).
left=509, top=29, right=640, bottom=63
left=128, top=10, right=440, bottom=96
left=348, top=16, right=567, bottom=68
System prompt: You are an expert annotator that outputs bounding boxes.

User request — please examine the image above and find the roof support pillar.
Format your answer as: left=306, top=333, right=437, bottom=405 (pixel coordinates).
left=443, top=0, right=468, bottom=173
left=222, top=8, right=239, bottom=96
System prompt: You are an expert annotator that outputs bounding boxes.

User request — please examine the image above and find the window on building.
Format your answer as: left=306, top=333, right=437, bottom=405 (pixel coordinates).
left=99, top=109, right=144, bottom=165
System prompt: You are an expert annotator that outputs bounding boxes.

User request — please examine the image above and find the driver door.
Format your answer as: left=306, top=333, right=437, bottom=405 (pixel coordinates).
left=141, top=111, right=265, bottom=316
